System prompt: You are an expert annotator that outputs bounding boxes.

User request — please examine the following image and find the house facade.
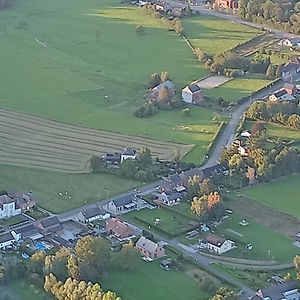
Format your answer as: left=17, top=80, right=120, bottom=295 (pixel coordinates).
left=78, top=207, right=110, bottom=223
left=136, top=236, right=165, bottom=259
left=214, top=0, right=238, bottom=9
left=0, top=195, right=22, bottom=219
left=37, top=216, right=61, bottom=235
left=182, top=84, right=204, bottom=105
left=0, top=232, right=16, bottom=250
left=107, top=195, right=137, bottom=213
left=201, top=233, right=235, bottom=254
left=121, top=148, right=137, bottom=163
left=158, top=191, right=182, bottom=206
left=269, top=90, right=295, bottom=102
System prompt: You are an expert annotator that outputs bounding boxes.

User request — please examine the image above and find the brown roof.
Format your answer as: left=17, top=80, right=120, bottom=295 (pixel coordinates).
left=204, top=233, right=226, bottom=247
left=105, top=218, right=133, bottom=239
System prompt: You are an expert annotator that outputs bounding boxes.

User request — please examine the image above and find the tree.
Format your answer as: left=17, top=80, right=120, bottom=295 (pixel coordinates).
left=67, top=255, right=80, bottom=280
left=173, top=19, right=183, bottom=35
left=160, top=71, right=169, bottom=82
left=138, top=147, right=152, bottom=166
left=200, top=178, right=215, bottom=196
left=29, top=251, right=46, bottom=275
left=288, top=114, right=300, bottom=129
left=157, top=86, right=172, bottom=103
left=191, top=194, right=207, bottom=216
left=209, top=287, right=238, bottom=300
left=207, top=191, right=221, bottom=209
left=136, top=25, right=145, bottom=35
left=148, top=73, right=161, bottom=89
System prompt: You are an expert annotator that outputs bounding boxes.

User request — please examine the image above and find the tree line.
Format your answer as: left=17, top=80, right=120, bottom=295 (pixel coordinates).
left=238, top=0, right=300, bottom=35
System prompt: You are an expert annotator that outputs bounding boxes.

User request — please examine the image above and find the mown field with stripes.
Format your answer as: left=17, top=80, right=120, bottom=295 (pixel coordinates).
left=0, top=109, right=193, bottom=173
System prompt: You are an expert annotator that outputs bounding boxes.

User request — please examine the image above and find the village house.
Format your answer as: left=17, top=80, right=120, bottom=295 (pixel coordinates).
left=0, top=232, right=16, bottom=250
left=121, top=148, right=137, bottom=163
left=157, top=191, right=182, bottom=206
left=7, top=191, right=36, bottom=212
left=102, top=147, right=137, bottom=166
left=200, top=233, right=235, bottom=254
left=181, top=84, right=204, bottom=106
left=282, top=83, right=299, bottom=96
left=106, top=195, right=137, bottom=214
left=202, top=164, right=229, bottom=178
left=136, top=236, right=165, bottom=259
left=0, top=194, right=22, bottom=220
left=269, top=90, right=296, bottom=102
left=282, top=61, right=300, bottom=82
left=37, top=216, right=61, bottom=236
left=77, top=207, right=110, bottom=224
left=154, top=2, right=171, bottom=12
left=280, top=38, right=300, bottom=48
left=105, top=218, right=135, bottom=241
left=150, top=80, right=176, bottom=100
left=214, top=0, right=238, bottom=9
left=12, top=224, right=43, bottom=242
left=251, top=280, right=300, bottom=300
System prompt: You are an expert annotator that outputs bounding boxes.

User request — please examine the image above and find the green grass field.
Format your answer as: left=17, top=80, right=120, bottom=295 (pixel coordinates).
left=204, top=77, right=271, bottom=102
left=242, top=175, right=300, bottom=219
left=0, top=165, right=138, bottom=213
left=183, top=15, right=259, bottom=56
left=216, top=214, right=299, bottom=262
left=101, top=259, right=209, bottom=300
left=265, top=123, right=300, bottom=141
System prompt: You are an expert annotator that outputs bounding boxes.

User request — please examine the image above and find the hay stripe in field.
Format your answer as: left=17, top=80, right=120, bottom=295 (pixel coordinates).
left=0, top=109, right=193, bottom=173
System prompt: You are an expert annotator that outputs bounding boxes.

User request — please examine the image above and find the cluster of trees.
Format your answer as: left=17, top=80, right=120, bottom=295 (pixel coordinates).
left=188, top=177, right=225, bottom=221
left=246, top=101, right=300, bottom=130
left=221, top=126, right=300, bottom=183
left=44, top=274, right=120, bottom=300
left=30, top=236, right=140, bottom=299
left=208, top=287, right=239, bottom=300
left=238, top=0, right=300, bottom=34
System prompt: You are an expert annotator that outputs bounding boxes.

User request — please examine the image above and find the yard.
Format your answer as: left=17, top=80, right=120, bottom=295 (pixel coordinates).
left=215, top=213, right=299, bottom=263
left=101, top=259, right=210, bottom=300
left=242, top=175, right=300, bottom=219
left=0, top=165, right=139, bottom=214
left=183, top=15, right=259, bottom=56
left=124, top=206, right=196, bottom=237
left=204, top=77, right=271, bottom=102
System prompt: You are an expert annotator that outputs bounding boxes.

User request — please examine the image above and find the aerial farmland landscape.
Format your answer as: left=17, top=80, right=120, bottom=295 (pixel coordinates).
left=0, top=0, right=300, bottom=300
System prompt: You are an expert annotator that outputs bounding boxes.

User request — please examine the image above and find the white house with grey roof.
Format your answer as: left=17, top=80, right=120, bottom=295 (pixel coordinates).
left=106, top=195, right=137, bottom=214
left=0, top=232, right=16, bottom=250
left=0, top=195, right=22, bottom=219
left=121, top=148, right=137, bottom=163
left=77, top=207, right=110, bottom=223
left=182, top=84, right=204, bottom=105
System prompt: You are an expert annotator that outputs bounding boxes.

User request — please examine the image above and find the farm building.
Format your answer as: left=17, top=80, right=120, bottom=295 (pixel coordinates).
left=182, top=84, right=204, bottom=105
left=200, top=233, right=235, bottom=254
left=136, top=236, right=165, bottom=259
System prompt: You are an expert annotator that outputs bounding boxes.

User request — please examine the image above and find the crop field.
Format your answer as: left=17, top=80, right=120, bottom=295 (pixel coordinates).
left=204, top=77, right=271, bottom=102
left=0, top=165, right=138, bottom=213
left=0, top=109, right=193, bottom=172
left=242, top=175, right=300, bottom=219
left=183, top=15, right=259, bottom=56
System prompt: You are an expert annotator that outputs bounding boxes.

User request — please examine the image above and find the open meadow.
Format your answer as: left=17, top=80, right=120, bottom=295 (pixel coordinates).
left=101, top=259, right=210, bottom=300
left=0, top=165, right=138, bottom=213
left=242, top=175, right=300, bottom=219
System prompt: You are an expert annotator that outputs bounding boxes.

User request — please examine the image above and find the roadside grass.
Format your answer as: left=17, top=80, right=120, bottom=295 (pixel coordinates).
left=215, top=213, right=299, bottom=263
left=183, top=15, right=259, bottom=56
left=7, top=279, right=52, bottom=300
left=101, top=259, right=210, bottom=300
left=0, top=165, right=139, bottom=214
left=124, top=206, right=195, bottom=236
left=242, top=175, right=300, bottom=219
left=204, top=77, right=271, bottom=102
left=0, top=215, right=27, bottom=228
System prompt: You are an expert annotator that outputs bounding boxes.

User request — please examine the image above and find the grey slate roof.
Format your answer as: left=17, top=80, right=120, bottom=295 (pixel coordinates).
left=14, top=224, right=37, bottom=235
left=0, top=232, right=14, bottom=243
left=112, top=195, right=134, bottom=208
left=121, top=148, right=136, bottom=156
left=202, top=164, right=228, bottom=178
left=82, top=206, right=104, bottom=219
left=188, top=84, right=201, bottom=93
left=273, top=90, right=288, bottom=98
left=40, top=216, right=60, bottom=228
left=259, top=281, right=299, bottom=300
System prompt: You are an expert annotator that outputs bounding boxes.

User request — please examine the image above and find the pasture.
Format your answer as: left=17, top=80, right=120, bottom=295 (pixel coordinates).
left=0, top=165, right=138, bottom=213
left=242, top=175, right=300, bottom=219
left=0, top=109, right=194, bottom=172
left=183, top=15, right=259, bottom=56
left=204, top=77, right=271, bottom=101
left=101, top=259, right=210, bottom=300
left=216, top=214, right=299, bottom=263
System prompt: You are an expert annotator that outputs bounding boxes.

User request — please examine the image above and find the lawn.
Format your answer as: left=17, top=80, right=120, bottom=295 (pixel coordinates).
left=0, top=165, right=139, bottom=213
left=204, top=77, right=271, bottom=102
left=124, top=206, right=195, bottom=237
left=242, top=175, right=300, bottom=219
left=264, top=123, right=300, bottom=141
left=183, top=15, right=259, bottom=56
left=215, top=213, right=299, bottom=263
left=101, top=259, right=210, bottom=300
left=5, top=280, right=52, bottom=300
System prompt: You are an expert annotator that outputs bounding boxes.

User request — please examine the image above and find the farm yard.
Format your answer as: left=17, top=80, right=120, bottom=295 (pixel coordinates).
left=0, top=165, right=138, bottom=213
left=0, top=109, right=194, bottom=172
